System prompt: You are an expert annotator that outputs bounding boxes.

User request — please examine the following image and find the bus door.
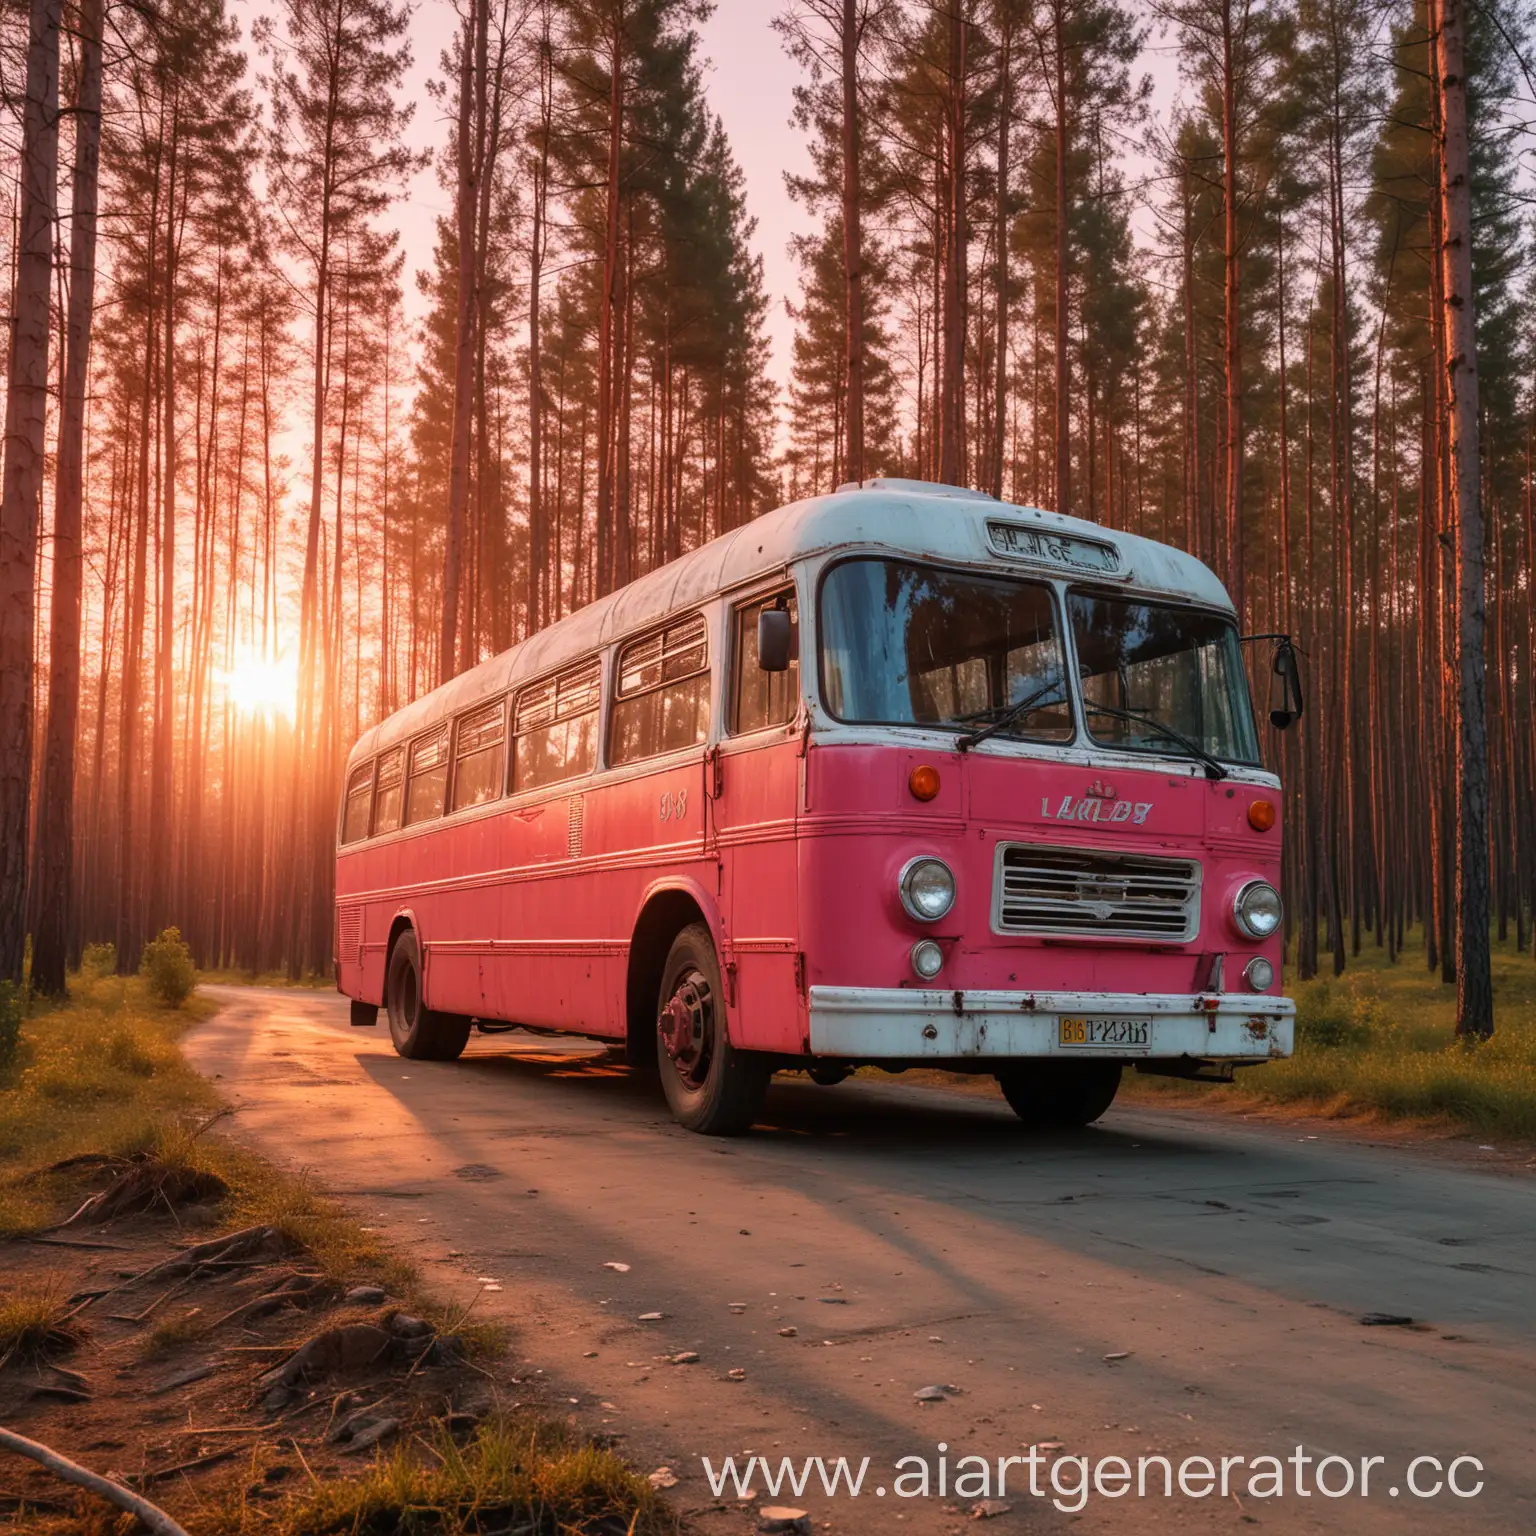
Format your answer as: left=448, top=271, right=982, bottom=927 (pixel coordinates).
left=711, top=588, right=804, bottom=1054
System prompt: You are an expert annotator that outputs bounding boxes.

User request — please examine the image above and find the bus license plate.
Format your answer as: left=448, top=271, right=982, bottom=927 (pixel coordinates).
left=1059, top=1016, right=1151, bottom=1049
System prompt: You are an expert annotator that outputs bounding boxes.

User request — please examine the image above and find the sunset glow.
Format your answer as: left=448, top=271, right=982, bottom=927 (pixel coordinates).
left=221, top=652, right=298, bottom=722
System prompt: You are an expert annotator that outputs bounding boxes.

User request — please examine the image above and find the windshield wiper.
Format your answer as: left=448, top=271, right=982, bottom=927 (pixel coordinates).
left=956, top=679, right=1068, bottom=752
left=1082, top=702, right=1229, bottom=780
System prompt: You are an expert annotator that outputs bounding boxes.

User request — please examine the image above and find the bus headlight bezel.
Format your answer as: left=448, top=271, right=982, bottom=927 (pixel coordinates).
left=1233, top=879, right=1283, bottom=940
left=899, top=857, right=956, bottom=923
left=1243, top=956, right=1275, bottom=992
left=911, top=939, right=945, bottom=980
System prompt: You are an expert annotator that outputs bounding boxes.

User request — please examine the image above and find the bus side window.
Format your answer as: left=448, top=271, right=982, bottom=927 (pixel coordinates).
left=451, top=698, right=506, bottom=812
left=610, top=613, right=710, bottom=766
left=513, top=659, right=600, bottom=792
left=405, top=726, right=450, bottom=826
left=733, top=592, right=799, bottom=734
left=372, top=747, right=404, bottom=835
left=340, top=762, right=374, bottom=845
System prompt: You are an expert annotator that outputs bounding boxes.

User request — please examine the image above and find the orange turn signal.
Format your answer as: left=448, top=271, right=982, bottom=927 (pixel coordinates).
left=1248, top=799, right=1276, bottom=832
left=909, top=764, right=941, bottom=802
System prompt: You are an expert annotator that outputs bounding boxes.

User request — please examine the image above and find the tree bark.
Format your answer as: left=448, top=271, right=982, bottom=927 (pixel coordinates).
left=442, top=0, right=481, bottom=679
left=1052, top=0, right=1070, bottom=513
left=0, top=0, right=60, bottom=985
left=32, top=0, right=102, bottom=995
left=1434, top=0, right=1492, bottom=1036
left=840, top=0, right=865, bottom=485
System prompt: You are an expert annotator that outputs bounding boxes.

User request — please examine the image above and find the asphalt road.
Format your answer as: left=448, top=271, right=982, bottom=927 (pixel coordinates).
left=188, top=986, right=1536, bottom=1535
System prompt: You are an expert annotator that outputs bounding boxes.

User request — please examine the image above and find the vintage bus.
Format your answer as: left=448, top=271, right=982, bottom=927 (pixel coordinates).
left=335, top=480, right=1298, bottom=1135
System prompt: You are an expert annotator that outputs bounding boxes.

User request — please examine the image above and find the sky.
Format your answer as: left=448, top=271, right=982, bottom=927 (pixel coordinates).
left=386, top=2, right=811, bottom=396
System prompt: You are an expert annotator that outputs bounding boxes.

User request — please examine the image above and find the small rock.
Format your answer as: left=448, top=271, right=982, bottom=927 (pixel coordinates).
left=584, top=1350, right=598, bottom=1358
left=914, top=1384, right=952, bottom=1402
left=604, top=1261, right=631, bottom=1273
left=1360, top=1313, right=1414, bottom=1327
left=341, top=1417, right=400, bottom=1454
left=648, top=1466, right=679, bottom=1489
left=758, top=1508, right=811, bottom=1535
left=727, top=1367, right=747, bottom=1381
left=453, top=1163, right=501, bottom=1180
left=777, top=1327, right=797, bottom=1337
left=729, top=1302, right=748, bottom=1313
left=1103, top=1351, right=1131, bottom=1361
left=389, top=1314, right=432, bottom=1339
left=344, top=1285, right=387, bottom=1306
left=818, top=1296, right=848, bottom=1305
left=639, top=1312, right=665, bottom=1322
left=671, top=1350, right=699, bottom=1365
left=971, top=1498, right=1012, bottom=1519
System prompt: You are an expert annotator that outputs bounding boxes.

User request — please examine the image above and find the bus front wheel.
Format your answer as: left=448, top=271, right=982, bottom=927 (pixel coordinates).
left=385, top=931, right=470, bottom=1062
left=656, top=923, right=770, bottom=1135
left=995, top=1062, right=1121, bottom=1128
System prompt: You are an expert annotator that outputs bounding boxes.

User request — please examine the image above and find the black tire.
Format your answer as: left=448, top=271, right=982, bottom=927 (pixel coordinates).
left=656, top=923, right=771, bottom=1135
left=996, top=1061, right=1122, bottom=1128
left=385, top=931, right=470, bottom=1061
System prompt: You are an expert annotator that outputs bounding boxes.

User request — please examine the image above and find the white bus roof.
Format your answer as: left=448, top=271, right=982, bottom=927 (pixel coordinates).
left=348, top=480, right=1233, bottom=766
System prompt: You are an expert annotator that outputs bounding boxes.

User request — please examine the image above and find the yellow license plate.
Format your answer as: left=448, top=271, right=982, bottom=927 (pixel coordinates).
left=1059, top=1016, right=1151, bottom=1048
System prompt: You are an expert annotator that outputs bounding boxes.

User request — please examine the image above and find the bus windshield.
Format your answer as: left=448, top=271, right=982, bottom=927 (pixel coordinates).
left=818, top=558, right=1072, bottom=740
left=1068, top=590, right=1260, bottom=766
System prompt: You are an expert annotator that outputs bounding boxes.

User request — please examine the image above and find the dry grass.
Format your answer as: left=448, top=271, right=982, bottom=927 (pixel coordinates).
left=1128, top=928, right=1536, bottom=1140
left=0, top=974, right=220, bottom=1235
left=207, top=1414, right=668, bottom=1536
left=0, top=1280, right=86, bottom=1370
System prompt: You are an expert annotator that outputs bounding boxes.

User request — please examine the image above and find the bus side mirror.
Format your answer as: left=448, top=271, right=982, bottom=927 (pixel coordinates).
left=1270, top=639, right=1304, bottom=729
left=758, top=607, right=793, bottom=673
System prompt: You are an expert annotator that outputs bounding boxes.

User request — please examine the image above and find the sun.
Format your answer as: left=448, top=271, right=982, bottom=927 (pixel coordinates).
left=221, top=650, right=299, bottom=722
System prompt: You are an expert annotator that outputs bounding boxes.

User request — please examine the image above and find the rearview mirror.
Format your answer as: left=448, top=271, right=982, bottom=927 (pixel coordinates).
left=758, top=607, right=793, bottom=673
left=1270, top=638, right=1304, bottom=729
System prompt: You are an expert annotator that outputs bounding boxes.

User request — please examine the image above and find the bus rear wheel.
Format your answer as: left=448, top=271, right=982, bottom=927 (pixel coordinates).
left=385, top=931, right=470, bottom=1062
left=656, top=923, right=770, bottom=1135
left=995, top=1061, right=1121, bottom=1128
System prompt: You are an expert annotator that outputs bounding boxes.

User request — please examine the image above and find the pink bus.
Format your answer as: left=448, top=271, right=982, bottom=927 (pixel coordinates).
left=336, top=481, right=1298, bottom=1135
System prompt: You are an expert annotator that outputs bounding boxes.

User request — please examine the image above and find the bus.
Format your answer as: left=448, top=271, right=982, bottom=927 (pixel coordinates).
left=335, top=479, right=1298, bottom=1135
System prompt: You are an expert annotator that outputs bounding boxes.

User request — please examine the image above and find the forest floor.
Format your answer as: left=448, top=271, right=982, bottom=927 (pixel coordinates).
left=0, top=976, right=671, bottom=1536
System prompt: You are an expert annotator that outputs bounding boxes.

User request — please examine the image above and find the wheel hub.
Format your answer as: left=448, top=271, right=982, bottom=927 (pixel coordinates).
left=660, top=969, right=712, bottom=1086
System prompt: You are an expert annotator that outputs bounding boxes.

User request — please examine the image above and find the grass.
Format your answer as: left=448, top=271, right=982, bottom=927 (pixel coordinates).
left=0, top=973, right=220, bottom=1234
left=210, top=1415, right=668, bottom=1536
left=0, top=1280, right=86, bottom=1369
left=1129, top=927, right=1536, bottom=1140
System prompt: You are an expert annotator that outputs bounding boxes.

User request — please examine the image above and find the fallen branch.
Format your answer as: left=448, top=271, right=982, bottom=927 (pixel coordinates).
left=0, top=1427, right=190, bottom=1536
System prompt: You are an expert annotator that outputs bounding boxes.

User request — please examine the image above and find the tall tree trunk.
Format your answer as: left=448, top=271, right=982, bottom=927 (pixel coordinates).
left=840, top=0, right=865, bottom=485
left=1220, top=0, right=1243, bottom=609
left=442, top=0, right=481, bottom=679
left=938, top=0, right=967, bottom=486
left=1052, top=0, right=1070, bottom=513
left=0, top=0, right=60, bottom=985
left=990, top=11, right=1012, bottom=501
left=1434, top=0, right=1492, bottom=1036
left=31, top=0, right=101, bottom=995
left=595, top=9, right=625, bottom=596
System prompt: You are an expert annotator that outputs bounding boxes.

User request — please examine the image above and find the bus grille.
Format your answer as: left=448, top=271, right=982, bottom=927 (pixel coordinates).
left=994, top=844, right=1200, bottom=941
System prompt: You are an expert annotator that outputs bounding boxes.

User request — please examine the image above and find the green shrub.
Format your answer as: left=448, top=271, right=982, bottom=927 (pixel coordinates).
left=0, top=981, right=19, bottom=1075
left=80, top=941, right=117, bottom=978
left=140, top=927, right=196, bottom=1008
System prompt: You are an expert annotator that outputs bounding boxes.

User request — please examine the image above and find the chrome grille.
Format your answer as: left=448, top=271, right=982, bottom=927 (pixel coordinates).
left=994, top=844, right=1200, bottom=940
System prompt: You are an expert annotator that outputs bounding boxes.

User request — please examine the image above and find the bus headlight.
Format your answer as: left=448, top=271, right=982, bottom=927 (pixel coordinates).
left=899, top=857, right=956, bottom=922
left=1233, top=880, right=1283, bottom=940
left=1243, top=956, right=1275, bottom=992
left=911, top=940, right=945, bottom=980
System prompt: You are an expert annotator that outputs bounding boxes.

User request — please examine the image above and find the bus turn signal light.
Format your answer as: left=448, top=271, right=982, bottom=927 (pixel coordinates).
left=909, top=764, right=941, bottom=802
left=1247, top=799, right=1276, bottom=832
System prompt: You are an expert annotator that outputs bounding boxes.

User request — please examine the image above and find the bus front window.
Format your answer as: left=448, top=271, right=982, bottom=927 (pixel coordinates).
left=819, top=558, right=1071, bottom=741
left=1068, top=591, right=1260, bottom=766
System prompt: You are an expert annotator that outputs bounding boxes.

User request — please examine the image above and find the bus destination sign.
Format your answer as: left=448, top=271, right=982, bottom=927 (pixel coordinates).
left=986, top=520, right=1122, bottom=575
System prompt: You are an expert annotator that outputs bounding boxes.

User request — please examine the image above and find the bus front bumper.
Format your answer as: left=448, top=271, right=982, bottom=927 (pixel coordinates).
left=805, top=987, right=1295, bottom=1063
